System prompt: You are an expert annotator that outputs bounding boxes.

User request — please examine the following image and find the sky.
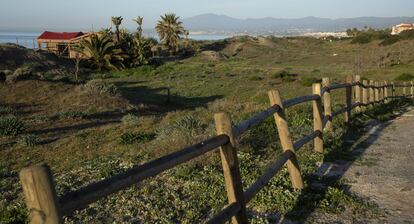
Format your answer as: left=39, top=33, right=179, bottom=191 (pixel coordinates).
left=0, top=0, right=413, bottom=31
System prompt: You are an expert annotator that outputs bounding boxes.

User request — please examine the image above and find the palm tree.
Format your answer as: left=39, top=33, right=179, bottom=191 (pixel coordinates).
left=77, top=34, right=125, bottom=71
left=155, top=13, right=185, bottom=54
left=133, top=16, right=144, bottom=38
left=111, top=16, right=123, bottom=43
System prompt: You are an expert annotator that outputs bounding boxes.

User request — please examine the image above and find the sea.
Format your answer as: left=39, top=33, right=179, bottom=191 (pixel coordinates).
left=0, top=31, right=230, bottom=49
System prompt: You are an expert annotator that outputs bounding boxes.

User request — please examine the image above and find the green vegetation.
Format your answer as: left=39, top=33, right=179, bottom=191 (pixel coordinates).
left=2, top=29, right=414, bottom=223
left=82, top=79, right=119, bottom=96
left=0, top=115, right=25, bottom=136
left=394, top=73, right=414, bottom=81
left=156, top=13, right=186, bottom=54
left=77, top=34, right=125, bottom=71
left=17, top=134, right=38, bottom=147
left=119, top=131, right=156, bottom=145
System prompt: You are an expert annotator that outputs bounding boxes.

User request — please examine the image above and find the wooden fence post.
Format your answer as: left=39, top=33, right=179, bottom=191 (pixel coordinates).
left=322, top=78, right=332, bottom=132
left=380, top=81, right=384, bottom=102
left=214, top=113, right=248, bottom=224
left=19, top=164, right=63, bottom=224
left=374, top=81, right=380, bottom=103
left=312, top=83, right=324, bottom=153
left=345, top=76, right=353, bottom=123
left=362, top=80, right=368, bottom=109
left=384, top=81, right=388, bottom=102
left=354, top=75, right=361, bottom=112
left=411, top=81, right=414, bottom=98
left=369, top=80, right=375, bottom=104
left=268, top=90, right=304, bottom=189
left=391, top=82, right=395, bottom=98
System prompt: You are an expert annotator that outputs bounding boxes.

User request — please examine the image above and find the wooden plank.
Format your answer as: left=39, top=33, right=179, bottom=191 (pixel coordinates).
left=322, top=78, right=332, bottom=132
left=20, top=164, right=63, bottom=224
left=329, top=83, right=352, bottom=90
left=384, top=81, right=388, bottom=102
left=282, top=94, right=320, bottom=108
left=59, top=135, right=228, bottom=215
left=312, top=83, right=324, bottom=153
left=374, top=81, right=380, bottom=103
left=232, top=105, right=280, bottom=138
left=244, top=150, right=293, bottom=202
left=369, top=80, right=375, bottom=104
left=268, top=90, right=304, bottom=189
left=207, top=202, right=241, bottom=224
left=362, top=80, right=369, bottom=108
left=293, top=131, right=321, bottom=151
left=214, top=113, right=248, bottom=224
left=355, top=76, right=361, bottom=112
left=345, top=76, right=353, bottom=123
left=411, top=81, right=414, bottom=99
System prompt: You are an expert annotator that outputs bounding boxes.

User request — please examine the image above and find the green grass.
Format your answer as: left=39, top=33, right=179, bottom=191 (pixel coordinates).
left=2, top=36, right=414, bottom=223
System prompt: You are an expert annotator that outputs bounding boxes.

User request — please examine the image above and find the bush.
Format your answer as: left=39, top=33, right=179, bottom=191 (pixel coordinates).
left=300, top=76, right=321, bottom=87
left=394, top=73, right=414, bottom=81
left=0, top=115, right=25, bottom=136
left=82, top=79, right=119, bottom=96
left=17, top=134, right=38, bottom=147
left=351, top=32, right=375, bottom=44
left=379, top=35, right=400, bottom=46
left=119, top=131, right=155, bottom=145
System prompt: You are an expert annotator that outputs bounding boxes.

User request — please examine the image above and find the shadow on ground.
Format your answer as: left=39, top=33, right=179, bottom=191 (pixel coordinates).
left=115, top=81, right=223, bottom=111
left=283, top=99, right=413, bottom=222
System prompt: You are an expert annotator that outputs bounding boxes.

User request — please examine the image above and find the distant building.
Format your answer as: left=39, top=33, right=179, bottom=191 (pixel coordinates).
left=37, top=31, right=93, bottom=58
left=391, top=23, right=414, bottom=35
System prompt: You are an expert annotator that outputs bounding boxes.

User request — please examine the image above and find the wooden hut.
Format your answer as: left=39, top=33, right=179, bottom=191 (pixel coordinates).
left=37, top=31, right=92, bottom=58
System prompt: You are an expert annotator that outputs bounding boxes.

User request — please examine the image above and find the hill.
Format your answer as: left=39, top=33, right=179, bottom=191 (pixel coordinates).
left=183, top=14, right=414, bottom=34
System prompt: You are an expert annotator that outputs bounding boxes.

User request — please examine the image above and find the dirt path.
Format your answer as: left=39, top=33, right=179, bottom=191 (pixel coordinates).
left=341, top=108, right=414, bottom=223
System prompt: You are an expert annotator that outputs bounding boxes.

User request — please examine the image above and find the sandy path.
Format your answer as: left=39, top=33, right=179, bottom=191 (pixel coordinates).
left=343, top=108, right=414, bottom=223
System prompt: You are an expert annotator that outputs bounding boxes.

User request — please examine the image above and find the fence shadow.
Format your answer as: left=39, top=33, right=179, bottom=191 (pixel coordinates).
left=115, top=81, right=223, bottom=111
left=283, top=100, right=412, bottom=222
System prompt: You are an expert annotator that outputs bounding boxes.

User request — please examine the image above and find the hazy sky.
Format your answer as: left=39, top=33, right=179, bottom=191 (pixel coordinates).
left=0, top=0, right=413, bottom=31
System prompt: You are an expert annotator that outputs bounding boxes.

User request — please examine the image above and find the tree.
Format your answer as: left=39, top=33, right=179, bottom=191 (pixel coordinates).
left=155, top=13, right=185, bottom=54
left=111, top=16, right=123, bottom=43
left=129, top=16, right=151, bottom=66
left=77, top=34, right=125, bottom=71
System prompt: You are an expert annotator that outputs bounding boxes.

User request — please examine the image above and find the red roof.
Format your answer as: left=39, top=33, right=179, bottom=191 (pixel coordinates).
left=38, top=31, right=85, bottom=40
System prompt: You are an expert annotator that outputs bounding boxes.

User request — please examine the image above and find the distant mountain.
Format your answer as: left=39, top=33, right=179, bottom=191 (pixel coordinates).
left=182, top=13, right=414, bottom=34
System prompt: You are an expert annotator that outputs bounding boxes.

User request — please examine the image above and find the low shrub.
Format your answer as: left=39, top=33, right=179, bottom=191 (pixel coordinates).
left=0, top=115, right=25, bottom=136
left=394, top=73, right=414, bottom=81
left=17, top=134, right=38, bottom=147
left=174, top=115, right=204, bottom=136
left=119, top=131, right=156, bottom=145
left=82, top=79, right=119, bottom=96
left=121, top=113, right=141, bottom=125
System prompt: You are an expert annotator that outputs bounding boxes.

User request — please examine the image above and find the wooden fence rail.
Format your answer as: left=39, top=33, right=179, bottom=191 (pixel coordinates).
left=19, top=75, right=413, bottom=224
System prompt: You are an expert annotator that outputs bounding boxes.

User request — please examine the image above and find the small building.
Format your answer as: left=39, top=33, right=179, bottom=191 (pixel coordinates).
left=37, top=31, right=92, bottom=58
left=391, top=23, right=414, bottom=35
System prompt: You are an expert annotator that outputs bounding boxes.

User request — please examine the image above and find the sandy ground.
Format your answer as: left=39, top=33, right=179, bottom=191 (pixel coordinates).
left=342, top=108, right=414, bottom=223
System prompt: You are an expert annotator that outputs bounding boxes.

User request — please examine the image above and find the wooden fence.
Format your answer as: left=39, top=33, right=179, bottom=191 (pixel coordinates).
left=19, top=76, right=414, bottom=224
